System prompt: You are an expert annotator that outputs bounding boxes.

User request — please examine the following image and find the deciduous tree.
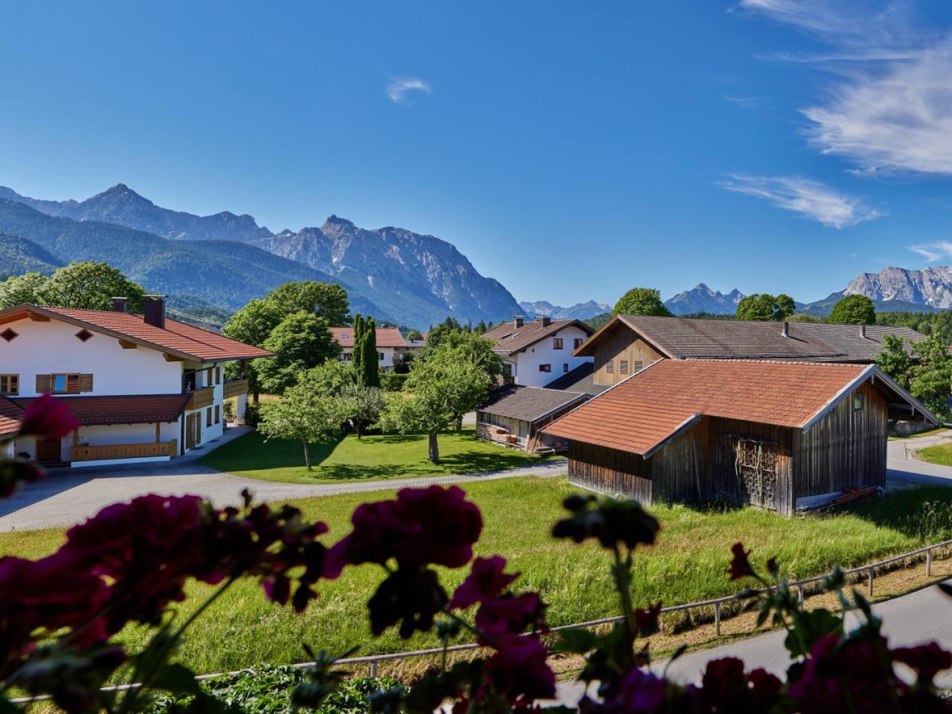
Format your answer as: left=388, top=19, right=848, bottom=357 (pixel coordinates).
left=254, top=312, right=340, bottom=395
left=223, top=299, right=285, bottom=402
left=612, top=288, right=672, bottom=317
left=876, top=334, right=913, bottom=390
left=0, top=273, right=49, bottom=309
left=735, top=293, right=795, bottom=321
left=264, top=281, right=350, bottom=326
left=258, top=382, right=342, bottom=470
left=42, top=262, right=146, bottom=311
left=830, top=295, right=876, bottom=325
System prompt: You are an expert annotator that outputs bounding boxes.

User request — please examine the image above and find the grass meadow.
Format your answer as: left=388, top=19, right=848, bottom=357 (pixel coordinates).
left=2, top=479, right=952, bottom=675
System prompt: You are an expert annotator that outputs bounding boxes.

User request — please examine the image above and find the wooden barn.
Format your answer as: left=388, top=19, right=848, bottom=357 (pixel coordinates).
left=476, top=386, right=588, bottom=454
left=542, top=359, right=938, bottom=515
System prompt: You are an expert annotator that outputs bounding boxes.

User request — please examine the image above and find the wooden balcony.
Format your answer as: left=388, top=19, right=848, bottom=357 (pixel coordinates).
left=223, top=378, right=249, bottom=399
left=72, top=440, right=178, bottom=462
left=185, top=386, right=215, bottom=410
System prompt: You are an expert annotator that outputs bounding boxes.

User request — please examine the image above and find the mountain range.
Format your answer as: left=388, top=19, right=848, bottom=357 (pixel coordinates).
left=0, top=184, right=523, bottom=329
left=518, top=299, right=611, bottom=320
left=664, top=283, right=746, bottom=316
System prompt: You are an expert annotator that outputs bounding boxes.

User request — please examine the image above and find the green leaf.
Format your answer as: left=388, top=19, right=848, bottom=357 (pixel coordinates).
left=784, top=609, right=843, bottom=658
left=152, top=662, right=205, bottom=696
left=555, top=628, right=600, bottom=654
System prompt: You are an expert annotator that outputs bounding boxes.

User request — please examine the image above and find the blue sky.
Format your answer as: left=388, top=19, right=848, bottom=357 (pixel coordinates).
left=3, top=1, right=952, bottom=306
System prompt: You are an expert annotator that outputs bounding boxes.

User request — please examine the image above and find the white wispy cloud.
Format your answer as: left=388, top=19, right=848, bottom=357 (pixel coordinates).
left=718, top=174, right=883, bottom=228
left=738, top=0, right=952, bottom=176
left=386, top=77, right=432, bottom=106
left=723, top=95, right=767, bottom=109
left=908, top=242, right=952, bottom=262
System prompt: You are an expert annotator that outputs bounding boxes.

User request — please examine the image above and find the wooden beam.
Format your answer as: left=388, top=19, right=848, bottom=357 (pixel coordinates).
left=164, top=353, right=184, bottom=362
left=27, top=313, right=50, bottom=322
left=155, top=422, right=161, bottom=443
left=119, top=339, right=138, bottom=349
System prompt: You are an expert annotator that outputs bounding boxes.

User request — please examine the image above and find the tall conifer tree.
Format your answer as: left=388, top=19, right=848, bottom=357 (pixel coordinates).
left=352, top=313, right=364, bottom=381
left=361, top=317, right=380, bottom=387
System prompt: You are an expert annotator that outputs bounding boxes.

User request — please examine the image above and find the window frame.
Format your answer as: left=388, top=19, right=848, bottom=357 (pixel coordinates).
left=573, top=338, right=584, bottom=350
left=51, top=373, right=81, bottom=394
left=538, top=363, right=552, bottom=373
left=606, top=360, right=614, bottom=375
left=553, top=337, right=564, bottom=350
left=0, top=374, right=19, bottom=396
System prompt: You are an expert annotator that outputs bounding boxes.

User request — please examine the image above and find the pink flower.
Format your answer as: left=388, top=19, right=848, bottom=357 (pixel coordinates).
left=603, top=666, right=667, bottom=713
left=475, top=592, right=545, bottom=641
left=728, top=542, right=755, bottom=581
left=892, top=642, right=952, bottom=686
left=18, top=395, right=81, bottom=439
left=483, top=635, right=556, bottom=703
left=635, top=600, right=662, bottom=636
left=450, top=556, right=519, bottom=610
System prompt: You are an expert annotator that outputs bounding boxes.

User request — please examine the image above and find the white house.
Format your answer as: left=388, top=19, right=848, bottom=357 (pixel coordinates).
left=0, top=297, right=271, bottom=468
left=484, top=317, right=595, bottom=388
left=330, top=326, right=407, bottom=372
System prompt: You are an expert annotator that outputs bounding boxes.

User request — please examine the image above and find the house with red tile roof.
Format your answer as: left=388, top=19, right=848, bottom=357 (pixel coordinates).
left=542, top=359, right=938, bottom=515
left=484, top=316, right=595, bottom=388
left=0, top=297, right=271, bottom=467
left=330, top=326, right=407, bottom=372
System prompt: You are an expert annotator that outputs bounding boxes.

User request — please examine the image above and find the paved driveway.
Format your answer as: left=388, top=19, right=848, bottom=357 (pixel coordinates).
left=0, top=456, right=567, bottom=533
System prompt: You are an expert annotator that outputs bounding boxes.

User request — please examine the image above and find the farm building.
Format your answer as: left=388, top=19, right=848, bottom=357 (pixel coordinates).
left=542, top=359, right=938, bottom=515
left=476, top=386, right=588, bottom=454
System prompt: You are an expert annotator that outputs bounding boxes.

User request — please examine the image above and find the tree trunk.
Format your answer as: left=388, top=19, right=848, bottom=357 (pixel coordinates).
left=302, top=438, right=312, bottom=470
left=428, top=432, right=440, bottom=464
left=253, top=389, right=260, bottom=405
left=454, top=414, right=463, bottom=434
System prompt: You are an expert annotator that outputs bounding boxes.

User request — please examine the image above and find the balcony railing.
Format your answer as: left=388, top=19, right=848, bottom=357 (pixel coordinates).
left=72, top=440, right=178, bottom=462
left=223, top=378, right=249, bottom=399
left=185, top=386, right=215, bottom=410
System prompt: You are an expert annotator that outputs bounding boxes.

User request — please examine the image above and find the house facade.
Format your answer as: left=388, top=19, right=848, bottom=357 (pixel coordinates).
left=0, top=297, right=270, bottom=468
left=331, top=326, right=407, bottom=372
left=484, top=317, right=595, bottom=388
left=543, top=359, right=937, bottom=515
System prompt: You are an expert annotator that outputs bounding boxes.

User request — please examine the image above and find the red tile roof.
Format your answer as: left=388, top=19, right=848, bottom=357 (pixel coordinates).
left=0, top=397, right=23, bottom=436
left=485, top=319, right=594, bottom=356
left=543, top=360, right=881, bottom=456
left=331, top=327, right=407, bottom=349
left=0, top=305, right=272, bottom=362
left=12, top=395, right=191, bottom=426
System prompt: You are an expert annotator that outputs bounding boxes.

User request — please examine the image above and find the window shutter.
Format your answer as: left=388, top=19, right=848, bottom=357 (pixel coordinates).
left=35, top=374, right=52, bottom=393
left=79, top=374, right=94, bottom=393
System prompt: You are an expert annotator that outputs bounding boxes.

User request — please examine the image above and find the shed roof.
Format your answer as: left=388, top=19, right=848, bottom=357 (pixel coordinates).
left=575, top=315, right=923, bottom=363
left=542, top=359, right=936, bottom=457
left=543, top=363, right=607, bottom=396
left=0, top=305, right=272, bottom=362
left=331, top=327, right=407, bottom=349
left=485, top=319, right=594, bottom=356
left=478, top=386, right=588, bottom=424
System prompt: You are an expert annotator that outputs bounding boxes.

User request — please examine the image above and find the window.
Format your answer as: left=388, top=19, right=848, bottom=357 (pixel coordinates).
left=853, top=393, right=864, bottom=411
left=574, top=338, right=584, bottom=350
left=215, top=405, right=221, bottom=424
left=52, top=374, right=81, bottom=394
left=634, top=360, right=643, bottom=372
left=563, top=363, right=569, bottom=373
left=0, top=374, right=18, bottom=395
left=606, top=360, right=614, bottom=374
left=216, top=367, right=222, bottom=385
left=620, top=360, right=629, bottom=374
left=207, top=407, right=213, bottom=427
left=553, top=337, right=564, bottom=350
left=379, top=352, right=384, bottom=361
left=538, top=364, right=552, bottom=373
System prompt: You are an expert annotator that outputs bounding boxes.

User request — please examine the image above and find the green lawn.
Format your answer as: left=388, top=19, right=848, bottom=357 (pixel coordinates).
left=915, top=441, right=952, bottom=466
left=3, top=479, right=952, bottom=676
left=201, top=428, right=557, bottom=484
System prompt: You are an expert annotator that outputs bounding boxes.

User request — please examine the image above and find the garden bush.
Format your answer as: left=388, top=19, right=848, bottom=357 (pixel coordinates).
left=379, top=373, right=408, bottom=392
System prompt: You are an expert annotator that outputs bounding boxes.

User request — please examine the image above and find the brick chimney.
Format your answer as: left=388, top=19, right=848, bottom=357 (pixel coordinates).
left=143, top=295, right=166, bottom=329
left=111, top=297, right=128, bottom=313
left=781, top=321, right=790, bottom=337
left=540, top=316, right=552, bottom=327
left=514, top=315, right=524, bottom=329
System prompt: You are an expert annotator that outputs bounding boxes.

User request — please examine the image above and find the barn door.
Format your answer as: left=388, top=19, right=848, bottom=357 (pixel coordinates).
left=734, top=439, right=778, bottom=509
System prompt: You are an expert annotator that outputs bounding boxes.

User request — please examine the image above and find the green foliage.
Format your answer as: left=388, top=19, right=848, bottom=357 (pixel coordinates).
left=877, top=310, right=952, bottom=343
left=875, top=334, right=913, bottom=390
left=0, top=235, right=61, bottom=279
left=298, top=361, right=385, bottom=438
left=404, top=329, right=424, bottom=341
left=587, top=312, right=612, bottom=330
left=829, top=295, right=876, bottom=325
left=380, top=372, right=409, bottom=392
left=254, top=312, right=340, bottom=395
left=223, top=299, right=286, bottom=398
left=0, top=272, right=49, bottom=308
left=422, top=329, right=503, bottom=383
left=909, top=333, right=952, bottom=419
left=259, top=374, right=346, bottom=469
left=352, top=314, right=365, bottom=381
left=359, top=317, right=380, bottom=388
left=263, top=281, right=351, bottom=326
left=148, top=666, right=403, bottom=714
left=427, top=317, right=470, bottom=349
left=0, top=261, right=146, bottom=311
left=735, top=293, right=796, bottom=321
left=611, top=287, right=671, bottom=317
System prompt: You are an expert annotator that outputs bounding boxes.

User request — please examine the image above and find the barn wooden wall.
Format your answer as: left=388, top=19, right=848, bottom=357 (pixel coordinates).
left=591, top=325, right=664, bottom=387
left=567, top=440, right=653, bottom=502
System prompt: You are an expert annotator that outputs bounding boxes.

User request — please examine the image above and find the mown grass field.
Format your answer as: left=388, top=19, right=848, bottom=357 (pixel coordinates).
left=915, top=441, right=952, bottom=466
left=201, top=428, right=557, bottom=484
left=2, top=479, right=952, bottom=676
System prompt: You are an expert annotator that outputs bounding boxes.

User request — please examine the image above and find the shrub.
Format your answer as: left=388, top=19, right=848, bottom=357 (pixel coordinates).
left=379, top=372, right=408, bottom=392
left=222, top=398, right=236, bottom=423
left=244, top=402, right=262, bottom=427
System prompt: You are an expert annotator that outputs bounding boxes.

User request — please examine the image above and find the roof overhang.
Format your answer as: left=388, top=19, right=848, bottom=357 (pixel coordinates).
left=572, top=315, right=675, bottom=359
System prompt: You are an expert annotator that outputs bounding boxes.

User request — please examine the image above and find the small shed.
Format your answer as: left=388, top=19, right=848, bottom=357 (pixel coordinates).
left=542, top=359, right=937, bottom=515
left=476, top=386, right=588, bottom=454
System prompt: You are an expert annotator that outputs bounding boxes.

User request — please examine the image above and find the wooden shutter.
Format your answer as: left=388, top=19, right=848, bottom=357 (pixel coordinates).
left=78, top=374, right=94, bottom=393
left=35, top=374, right=52, bottom=393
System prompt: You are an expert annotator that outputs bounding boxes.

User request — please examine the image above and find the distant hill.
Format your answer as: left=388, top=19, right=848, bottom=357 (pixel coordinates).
left=518, top=299, right=611, bottom=320
left=0, top=235, right=63, bottom=279
left=254, top=216, right=524, bottom=329
left=0, top=199, right=393, bottom=322
left=665, top=283, right=745, bottom=316
left=799, top=292, right=939, bottom=318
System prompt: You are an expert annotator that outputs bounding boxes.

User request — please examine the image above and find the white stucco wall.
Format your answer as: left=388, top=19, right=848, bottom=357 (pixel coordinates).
left=339, top=347, right=396, bottom=370
left=510, top=325, right=594, bottom=387
left=0, top=316, right=183, bottom=396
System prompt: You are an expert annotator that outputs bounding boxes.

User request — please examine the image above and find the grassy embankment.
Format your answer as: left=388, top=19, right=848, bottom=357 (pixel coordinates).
left=201, top=428, right=559, bottom=484
left=2, top=479, right=951, bottom=675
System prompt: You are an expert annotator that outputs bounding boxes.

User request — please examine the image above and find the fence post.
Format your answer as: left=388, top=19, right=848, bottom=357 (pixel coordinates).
left=927, top=548, right=933, bottom=577
left=369, top=659, right=378, bottom=678
left=867, top=568, right=874, bottom=597
left=714, top=602, right=721, bottom=637
left=797, top=584, right=805, bottom=604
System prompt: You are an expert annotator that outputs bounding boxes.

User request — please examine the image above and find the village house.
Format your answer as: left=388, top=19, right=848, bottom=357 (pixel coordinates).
left=484, top=316, right=595, bottom=388
left=331, top=326, right=407, bottom=372
left=543, top=359, right=938, bottom=515
left=0, top=297, right=270, bottom=467
left=475, top=386, right=588, bottom=454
